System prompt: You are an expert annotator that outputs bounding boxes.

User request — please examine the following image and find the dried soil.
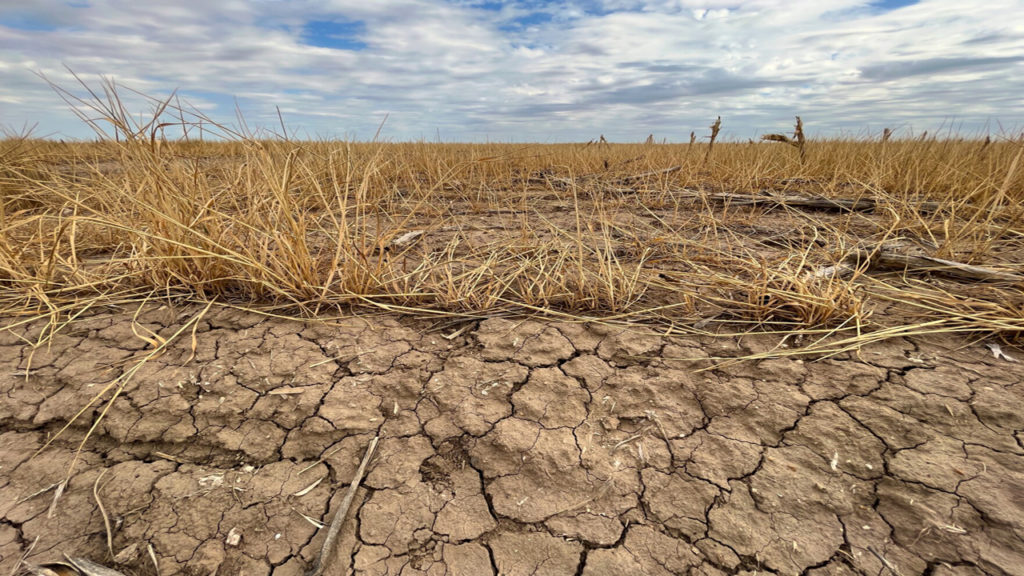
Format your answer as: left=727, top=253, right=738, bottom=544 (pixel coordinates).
left=1, top=308, right=1023, bottom=575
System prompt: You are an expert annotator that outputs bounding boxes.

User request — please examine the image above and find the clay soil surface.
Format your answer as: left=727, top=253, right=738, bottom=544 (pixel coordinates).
left=2, top=307, right=1023, bottom=576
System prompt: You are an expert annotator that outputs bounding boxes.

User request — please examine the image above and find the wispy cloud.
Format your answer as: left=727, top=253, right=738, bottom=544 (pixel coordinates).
left=1, top=0, right=1021, bottom=140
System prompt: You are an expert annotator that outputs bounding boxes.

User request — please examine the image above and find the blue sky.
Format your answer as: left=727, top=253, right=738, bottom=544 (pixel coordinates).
left=0, top=0, right=1022, bottom=141
left=303, top=20, right=368, bottom=51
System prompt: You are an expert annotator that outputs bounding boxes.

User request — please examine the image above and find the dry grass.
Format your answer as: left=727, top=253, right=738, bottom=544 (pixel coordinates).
left=2, top=82, right=1024, bottom=356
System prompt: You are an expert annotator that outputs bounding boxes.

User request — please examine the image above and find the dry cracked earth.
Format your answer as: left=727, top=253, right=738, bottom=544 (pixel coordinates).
left=1, top=308, right=1023, bottom=575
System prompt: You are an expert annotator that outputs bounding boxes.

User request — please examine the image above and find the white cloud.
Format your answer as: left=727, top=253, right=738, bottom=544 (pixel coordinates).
left=0, top=0, right=1021, bottom=140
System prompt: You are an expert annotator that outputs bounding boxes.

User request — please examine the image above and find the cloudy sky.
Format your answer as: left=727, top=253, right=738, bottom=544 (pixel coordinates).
left=1, top=0, right=1022, bottom=141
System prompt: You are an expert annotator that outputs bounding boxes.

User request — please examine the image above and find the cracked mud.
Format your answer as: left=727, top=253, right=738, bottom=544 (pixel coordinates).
left=2, top=309, right=1023, bottom=575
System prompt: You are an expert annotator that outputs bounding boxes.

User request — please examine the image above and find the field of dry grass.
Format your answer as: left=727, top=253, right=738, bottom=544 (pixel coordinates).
left=3, top=102, right=1023, bottom=360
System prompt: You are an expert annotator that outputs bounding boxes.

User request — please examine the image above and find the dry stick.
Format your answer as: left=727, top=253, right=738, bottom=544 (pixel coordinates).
left=15, top=481, right=62, bottom=505
left=649, top=413, right=676, bottom=462
left=152, top=451, right=185, bottom=464
left=847, top=249, right=1024, bottom=283
left=93, top=468, right=114, bottom=557
left=867, top=546, right=902, bottom=576
left=307, top=435, right=380, bottom=576
left=7, top=536, right=39, bottom=576
left=675, top=189, right=944, bottom=213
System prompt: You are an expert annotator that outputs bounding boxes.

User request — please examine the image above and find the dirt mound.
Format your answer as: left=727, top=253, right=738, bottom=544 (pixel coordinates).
left=2, top=309, right=1023, bottom=575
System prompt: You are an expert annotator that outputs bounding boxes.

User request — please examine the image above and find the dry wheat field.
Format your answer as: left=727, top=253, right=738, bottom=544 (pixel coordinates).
left=1, top=95, right=1023, bottom=576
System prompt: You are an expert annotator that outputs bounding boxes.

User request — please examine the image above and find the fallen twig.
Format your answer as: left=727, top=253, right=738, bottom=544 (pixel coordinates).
left=15, top=481, right=62, bottom=505
left=867, top=546, right=902, bottom=576
left=306, top=434, right=380, bottom=576
left=647, top=411, right=676, bottom=462
left=814, top=247, right=1024, bottom=284
left=93, top=468, right=113, bottom=557
left=675, top=189, right=943, bottom=213
left=7, top=535, right=38, bottom=576
left=852, top=249, right=1024, bottom=283
left=152, top=451, right=186, bottom=464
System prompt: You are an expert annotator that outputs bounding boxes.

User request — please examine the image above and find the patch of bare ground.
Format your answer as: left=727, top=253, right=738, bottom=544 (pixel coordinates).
left=2, top=308, right=1023, bottom=575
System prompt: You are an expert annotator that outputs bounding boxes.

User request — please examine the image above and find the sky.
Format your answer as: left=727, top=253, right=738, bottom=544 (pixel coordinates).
left=0, top=0, right=1022, bottom=141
